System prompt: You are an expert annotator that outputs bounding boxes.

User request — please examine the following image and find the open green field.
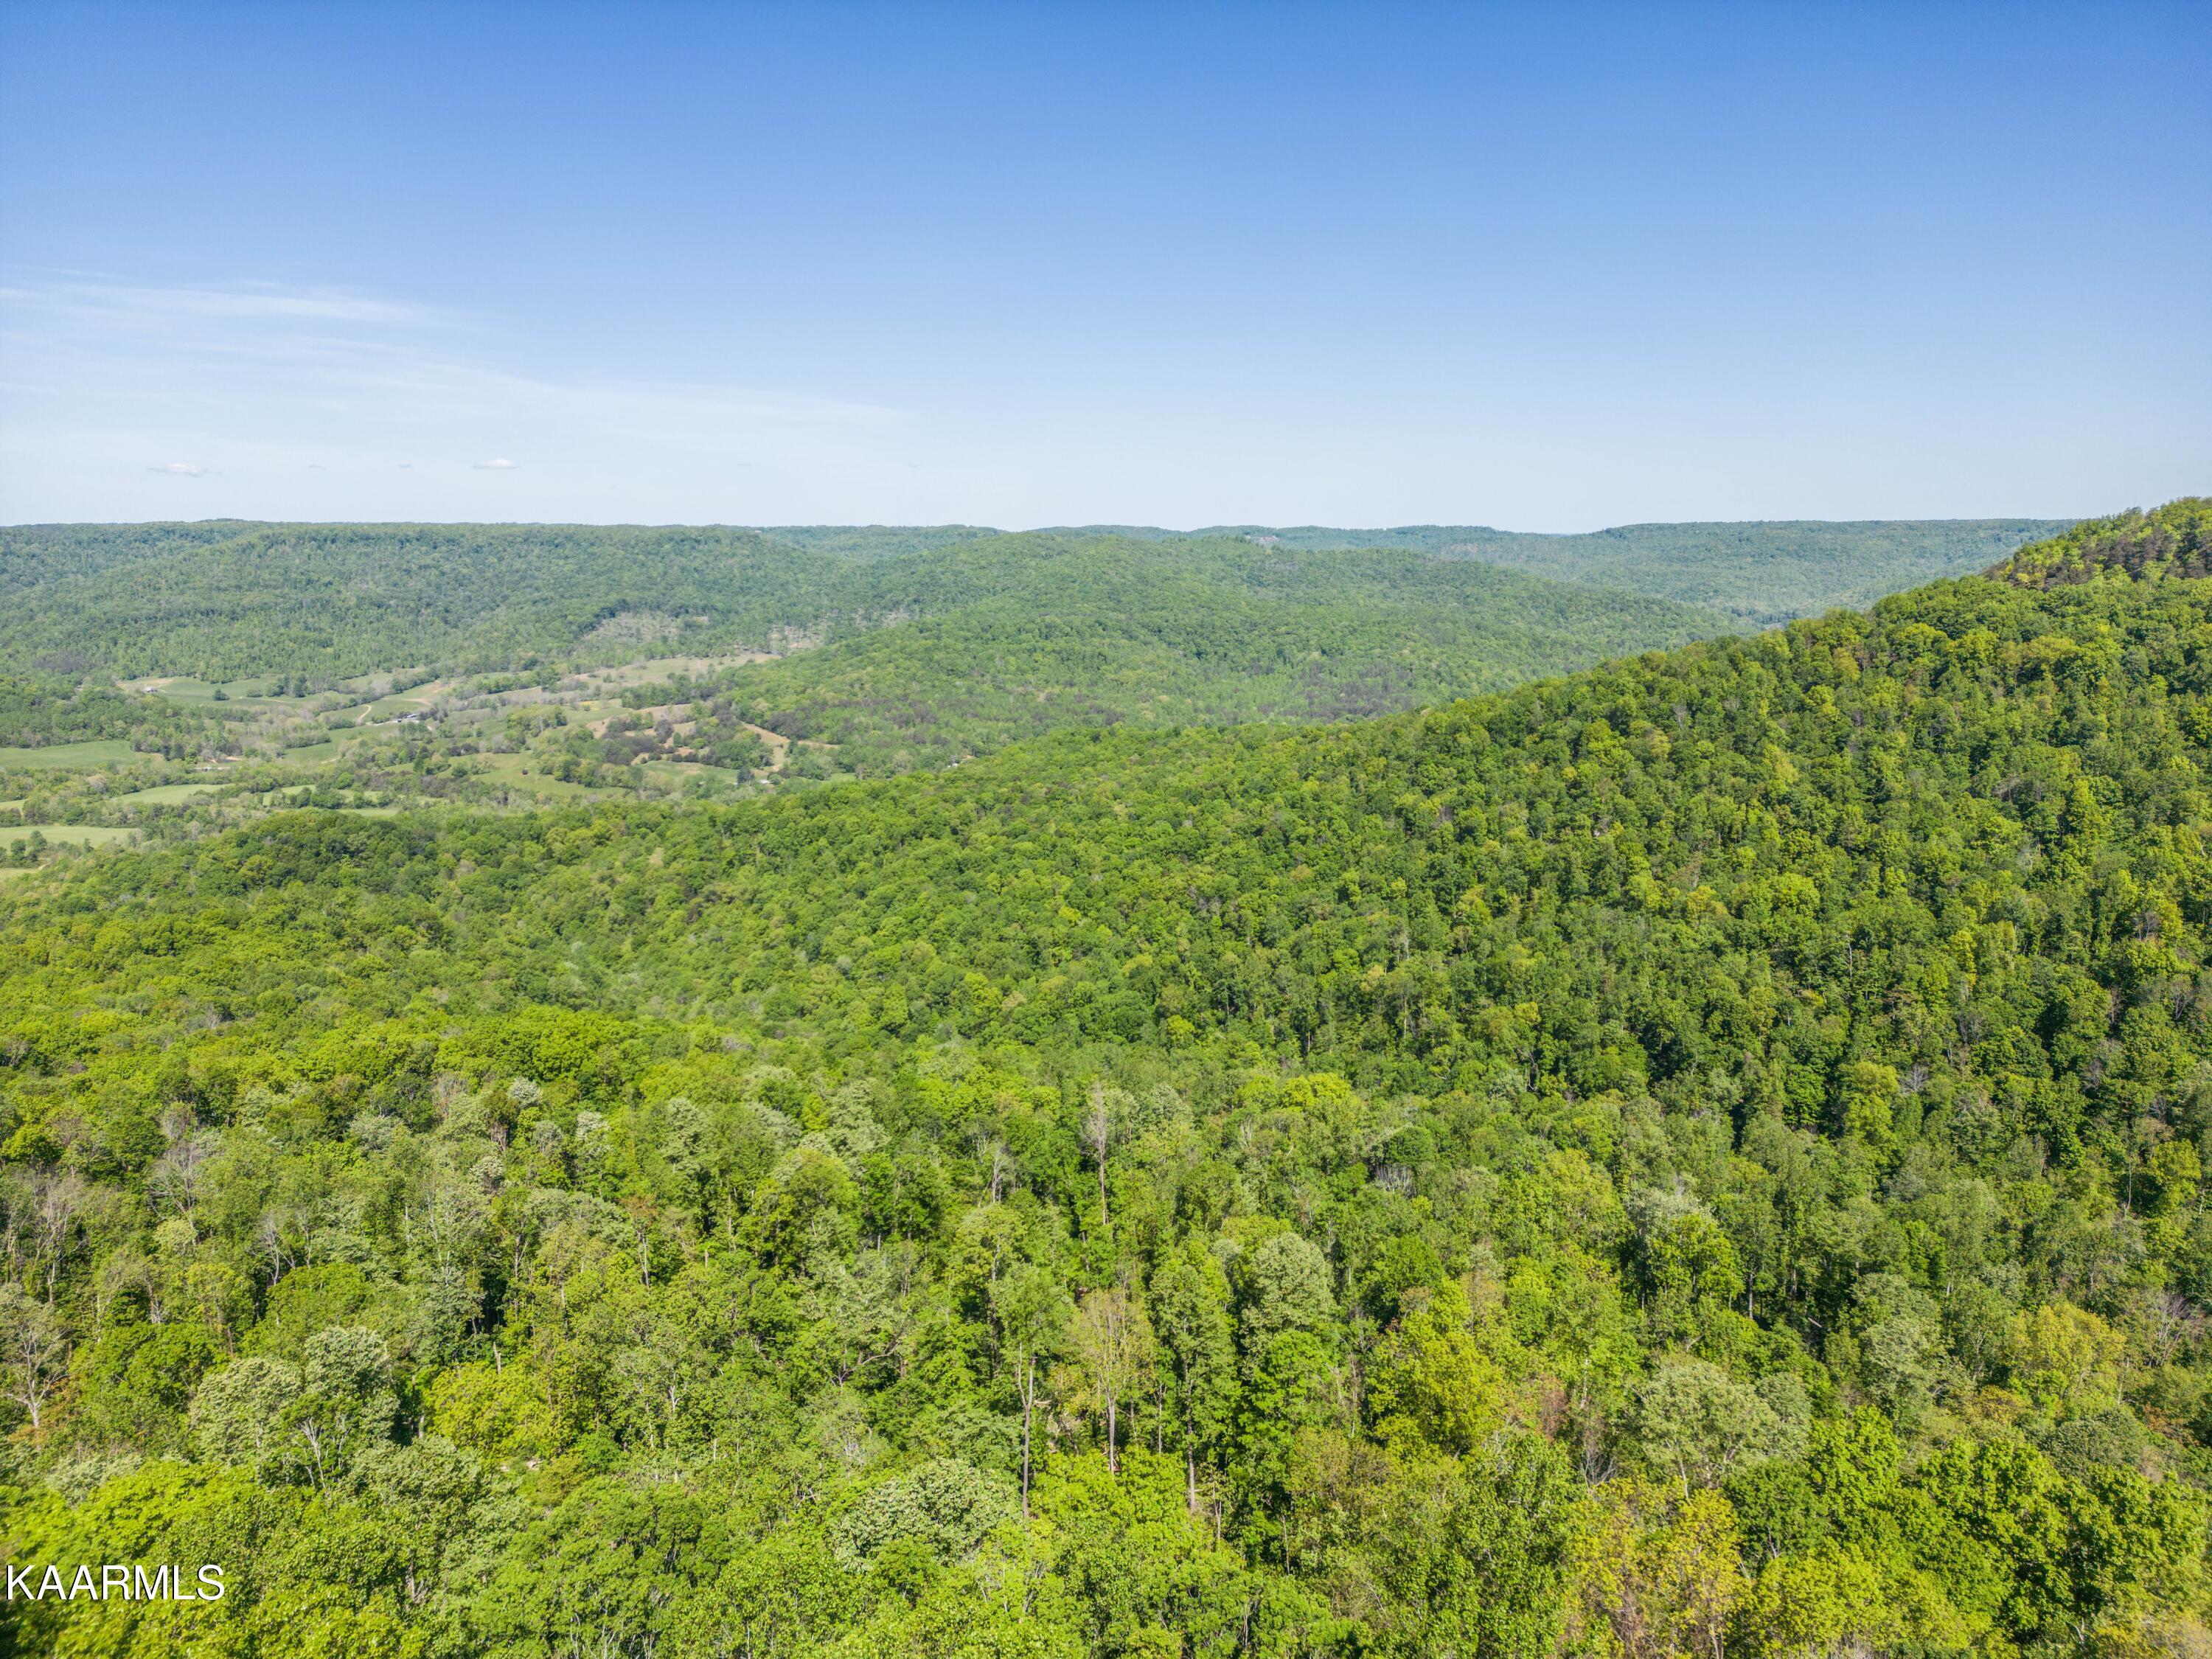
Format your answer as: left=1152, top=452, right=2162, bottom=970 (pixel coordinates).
left=3, top=822, right=137, bottom=848
left=0, top=738, right=139, bottom=770
left=125, top=675, right=226, bottom=700
left=131, top=675, right=305, bottom=706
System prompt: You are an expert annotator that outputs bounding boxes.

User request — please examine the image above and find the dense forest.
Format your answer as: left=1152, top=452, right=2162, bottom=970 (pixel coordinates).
left=737, top=519, right=2073, bottom=626
left=1995, top=502, right=2211, bottom=592
left=0, top=518, right=2068, bottom=686
left=625, top=535, right=1732, bottom=774
left=0, top=524, right=847, bottom=682
left=0, top=524, right=1726, bottom=706
left=3, top=504, right=2211, bottom=1659
left=1065, top=520, right=2072, bottom=625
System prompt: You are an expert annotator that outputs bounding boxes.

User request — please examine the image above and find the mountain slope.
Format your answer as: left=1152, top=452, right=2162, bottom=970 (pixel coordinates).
left=0, top=521, right=1725, bottom=685
left=1991, top=497, right=2211, bottom=589
left=2, top=504, right=2212, bottom=1655
left=694, top=533, right=1732, bottom=771
left=0, top=521, right=841, bottom=681
left=0, top=518, right=2070, bottom=688
left=1069, top=516, right=2074, bottom=623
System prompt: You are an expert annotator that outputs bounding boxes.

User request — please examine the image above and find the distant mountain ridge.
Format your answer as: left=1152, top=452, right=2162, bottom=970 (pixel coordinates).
left=4, top=516, right=2073, bottom=639
left=1048, top=517, right=2074, bottom=624
left=0, top=517, right=2074, bottom=698
left=759, top=517, right=2075, bottom=622
left=667, top=530, right=1734, bottom=772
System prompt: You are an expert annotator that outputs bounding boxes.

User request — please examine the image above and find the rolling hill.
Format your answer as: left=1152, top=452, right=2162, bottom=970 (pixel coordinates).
left=0, top=524, right=1738, bottom=773
left=1071, top=516, right=2075, bottom=623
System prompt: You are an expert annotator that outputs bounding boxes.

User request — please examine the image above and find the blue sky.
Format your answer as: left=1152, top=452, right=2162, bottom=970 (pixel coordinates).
left=1, top=1, right=2205, bottom=529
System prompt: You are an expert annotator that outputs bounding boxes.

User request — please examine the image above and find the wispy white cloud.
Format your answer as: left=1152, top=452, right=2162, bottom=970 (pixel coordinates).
left=0, top=272, right=931, bottom=520
left=149, top=461, right=207, bottom=476
left=7, top=278, right=428, bottom=329
left=0, top=274, right=900, bottom=438
left=116, top=285, right=428, bottom=324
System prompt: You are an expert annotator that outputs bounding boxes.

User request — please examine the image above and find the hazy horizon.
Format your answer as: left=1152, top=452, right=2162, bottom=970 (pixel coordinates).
left=0, top=512, right=2098, bottom=535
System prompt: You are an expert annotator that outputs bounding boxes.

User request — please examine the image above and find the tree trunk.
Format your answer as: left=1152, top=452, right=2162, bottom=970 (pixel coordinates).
left=1020, top=1356, right=1034, bottom=1517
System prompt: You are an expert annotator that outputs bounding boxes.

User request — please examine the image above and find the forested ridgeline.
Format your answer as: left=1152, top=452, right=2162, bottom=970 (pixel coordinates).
left=3, top=505, right=2212, bottom=1657
left=1994, top=501, right=2212, bottom=591
left=0, top=524, right=846, bottom=682
left=1062, top=518, right=2073, bottom=625
left=0, top=521, right=1726, bottom=686
left=616, top=519, right=2073, bottom=616
left=0, top=516, right=2073, bottom=685
left=756, top=526, right=1003, bottom=563
left=646, top=535, right=1731, bottom=773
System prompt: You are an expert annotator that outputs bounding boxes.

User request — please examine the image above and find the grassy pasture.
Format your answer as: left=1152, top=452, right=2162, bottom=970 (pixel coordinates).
left=0, top=739, right=139, bottom=770
left=3, top=823, right=137, bottom=848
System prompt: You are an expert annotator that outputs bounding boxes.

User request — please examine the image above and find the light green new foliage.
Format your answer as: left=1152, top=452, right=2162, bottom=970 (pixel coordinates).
left=830, top=1457, right=1018, bottom=1569
left=189, top=1354, right=303, bottom=1469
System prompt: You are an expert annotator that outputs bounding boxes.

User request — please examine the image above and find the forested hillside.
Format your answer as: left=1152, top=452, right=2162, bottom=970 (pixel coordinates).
left=757, top=526, right=1001, bottom=563
left=0, top=517, right=2068, bottom=686
left=780, top=520, right=2076, bottom=622
left=0, top=502, right=2210, bottom=1657
left=1088, top=519, right=2073, bottom=625
left=0, top=523, right=844, bottom=681
left=0, top=676, right=205, bottom=753
left=0, top=517, right=2084, bottom=859
left=647, top=535, right=1730, bottom=773
left=1994, top=500, right=2211, bottom=590
left=0, top=521, right=1725, bottom=689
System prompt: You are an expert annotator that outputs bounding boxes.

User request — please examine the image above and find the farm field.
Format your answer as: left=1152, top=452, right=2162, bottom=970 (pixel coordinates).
left=0, top=737, right=137, bottom=769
